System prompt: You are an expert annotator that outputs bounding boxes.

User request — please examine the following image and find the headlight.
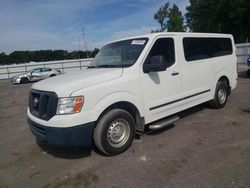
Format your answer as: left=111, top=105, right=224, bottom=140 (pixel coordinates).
left=57, top=96, right=84, bottom=114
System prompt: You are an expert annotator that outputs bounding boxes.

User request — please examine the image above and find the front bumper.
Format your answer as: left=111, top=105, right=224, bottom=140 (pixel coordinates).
left=10, top=77, right=20, bottom=84
left=27, top=118, right=95, bottom=147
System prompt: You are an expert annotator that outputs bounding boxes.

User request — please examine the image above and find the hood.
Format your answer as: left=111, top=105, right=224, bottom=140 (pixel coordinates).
left=12, top=72, right=28, bottom=79
left=32, top=68, right=123, bottom=97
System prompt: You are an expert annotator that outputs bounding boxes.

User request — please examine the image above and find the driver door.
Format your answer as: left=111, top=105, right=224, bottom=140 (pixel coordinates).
left=31, top=68, right=42, bottom=81
left=41, top=68, right=51, bottom=79
left=142, top=37, right=183, bottom=123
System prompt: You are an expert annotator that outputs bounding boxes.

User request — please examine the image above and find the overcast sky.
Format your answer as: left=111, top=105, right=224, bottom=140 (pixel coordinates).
left=0, top=0, right=189, bottom=54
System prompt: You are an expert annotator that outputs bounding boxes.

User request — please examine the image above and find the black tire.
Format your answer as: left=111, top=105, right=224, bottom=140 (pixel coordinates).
left=20, top=77, right=29, bottom=84
left=209, top=81, right=228, bottom=109
left=50, top=74, right=56, bottom=77
left=247, top=69, right=250, bottom=77
left=93, top=109, right=135, bottom=155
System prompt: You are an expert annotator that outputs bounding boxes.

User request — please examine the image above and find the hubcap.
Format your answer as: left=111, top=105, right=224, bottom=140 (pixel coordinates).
left=218, top=88, right=226, bottom=104
left=107, top=119, right=130, bottom=148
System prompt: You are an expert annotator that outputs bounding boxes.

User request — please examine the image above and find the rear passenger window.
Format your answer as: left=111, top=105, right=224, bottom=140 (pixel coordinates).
left=146, top=38, right=175, bottom=68
left=183, top=37, right=233, bottom=61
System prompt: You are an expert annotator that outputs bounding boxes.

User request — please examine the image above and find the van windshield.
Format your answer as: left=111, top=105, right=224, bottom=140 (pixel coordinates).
left=88, top=38, right=148, bottom=68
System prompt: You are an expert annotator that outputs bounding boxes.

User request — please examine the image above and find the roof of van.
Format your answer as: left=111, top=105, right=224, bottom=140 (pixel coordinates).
left=106, top=32, right=233, bottom=45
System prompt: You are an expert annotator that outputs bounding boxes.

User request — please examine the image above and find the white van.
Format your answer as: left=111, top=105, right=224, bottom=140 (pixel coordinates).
left=27, top=32, right=237, bottom=155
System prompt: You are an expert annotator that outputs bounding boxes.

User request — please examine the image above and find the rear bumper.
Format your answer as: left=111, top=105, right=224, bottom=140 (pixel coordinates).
left=27, top=118, right=95, bottom=147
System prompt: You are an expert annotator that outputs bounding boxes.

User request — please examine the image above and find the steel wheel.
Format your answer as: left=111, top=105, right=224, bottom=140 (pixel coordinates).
left=93, top=109, right=135, bottom=155
left=107, top=119, right=130, bottom=148
left=218, top=88, right=226, bottom=104
left=209, top=80, right=228, bottom=109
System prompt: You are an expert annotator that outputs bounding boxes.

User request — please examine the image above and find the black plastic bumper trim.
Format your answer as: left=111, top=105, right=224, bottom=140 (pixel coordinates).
left=27, top=118, right=95, bottom=147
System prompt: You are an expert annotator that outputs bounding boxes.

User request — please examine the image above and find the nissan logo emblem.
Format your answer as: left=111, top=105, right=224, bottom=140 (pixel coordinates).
left=33, top=97, right=39, bottom=107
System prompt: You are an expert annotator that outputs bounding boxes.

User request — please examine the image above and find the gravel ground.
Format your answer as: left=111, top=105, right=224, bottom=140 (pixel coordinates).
left=0, top=64, right=250, bottom=188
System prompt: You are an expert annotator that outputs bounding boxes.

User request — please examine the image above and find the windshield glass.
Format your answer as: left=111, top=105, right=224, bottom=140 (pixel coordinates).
left=88, top=38, right=148, bottom=68
left=30, top=68, right=41, bottom=73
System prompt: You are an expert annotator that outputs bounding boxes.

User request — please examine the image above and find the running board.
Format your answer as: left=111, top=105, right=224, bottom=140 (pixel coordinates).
left=149, top=116, right=179, bottom=130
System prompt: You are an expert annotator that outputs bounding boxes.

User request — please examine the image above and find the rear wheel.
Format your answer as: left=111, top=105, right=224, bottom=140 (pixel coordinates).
left=50, top=74, right=56, bottom=77
left=209, top=81, right=228, bottom=109
left=93, top=109, right=135, bottom=155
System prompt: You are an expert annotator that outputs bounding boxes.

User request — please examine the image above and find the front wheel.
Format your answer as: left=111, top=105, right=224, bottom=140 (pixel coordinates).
left=93, top=109, right=135, bottom=155
left=20, top=77, right=29, bottom=84
left=209, top=81, right=228, bottom=109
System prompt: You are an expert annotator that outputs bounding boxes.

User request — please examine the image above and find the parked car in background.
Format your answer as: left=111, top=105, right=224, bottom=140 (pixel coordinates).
left=11, top=67, right=61, bottom=84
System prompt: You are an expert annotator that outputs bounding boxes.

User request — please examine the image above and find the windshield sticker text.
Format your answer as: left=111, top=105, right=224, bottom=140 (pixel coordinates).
left=131, top=40, right=146, bottom=45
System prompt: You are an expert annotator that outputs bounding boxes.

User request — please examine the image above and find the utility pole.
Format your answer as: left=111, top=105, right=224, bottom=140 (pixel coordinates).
left=82, top=27, right=89, bottom=58
left=78, top=36, right=81, bottom=60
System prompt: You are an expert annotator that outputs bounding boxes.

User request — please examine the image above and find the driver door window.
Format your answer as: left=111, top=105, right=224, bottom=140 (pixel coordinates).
left=32, top=69, right=41, bottom=73
left=145, top=38, right=175, bottom=68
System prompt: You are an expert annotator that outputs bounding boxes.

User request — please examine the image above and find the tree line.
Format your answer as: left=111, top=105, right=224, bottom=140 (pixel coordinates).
left=153, top=0, right=250, bottom=43
left=0, top=49, right=99, bottom=65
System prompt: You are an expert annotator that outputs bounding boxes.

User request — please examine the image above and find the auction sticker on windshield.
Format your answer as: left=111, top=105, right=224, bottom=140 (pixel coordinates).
left=131, top=40, right=146, bottom=45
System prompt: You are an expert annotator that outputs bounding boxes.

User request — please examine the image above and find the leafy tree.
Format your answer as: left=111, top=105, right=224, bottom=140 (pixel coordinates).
left=153, top=2, right=170, bottom=31
left=186, top=0, right=250, bottom=43
left=0, top=53, right=7, bottom=65
left=8, top=51, right=30, bottom=64
left=153, top=2, right=185, bottom=32
left=89, top=48, right=99, bottom=57
left=167, top=4, right=185, bottom=32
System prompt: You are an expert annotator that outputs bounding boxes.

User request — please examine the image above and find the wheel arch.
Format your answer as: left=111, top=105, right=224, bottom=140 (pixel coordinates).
left=217, top=75, right=231, bottom=95
left=214, top=70, right=231, bottom=95
left=96, top=101, right=145, bottom=133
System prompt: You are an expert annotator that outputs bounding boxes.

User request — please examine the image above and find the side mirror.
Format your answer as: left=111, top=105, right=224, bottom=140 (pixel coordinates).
left=143, top=55, right=167, bottom=73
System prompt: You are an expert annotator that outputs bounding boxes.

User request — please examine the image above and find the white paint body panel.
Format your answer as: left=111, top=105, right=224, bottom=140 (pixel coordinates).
left=27, top=32, right=237, bottom=128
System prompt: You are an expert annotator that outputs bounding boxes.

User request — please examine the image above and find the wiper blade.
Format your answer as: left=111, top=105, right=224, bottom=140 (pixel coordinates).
left=87, top=66, right=96, bottom=69
left=88, top=64, right=131, bottom=68
left=96, top=65, right=117, bottom=68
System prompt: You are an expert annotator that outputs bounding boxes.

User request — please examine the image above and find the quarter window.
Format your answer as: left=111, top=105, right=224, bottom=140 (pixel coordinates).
left=183, top=37, right=233, bottom=61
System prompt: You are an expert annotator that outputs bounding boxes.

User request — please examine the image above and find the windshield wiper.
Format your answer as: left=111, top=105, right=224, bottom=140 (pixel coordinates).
left=88, top=64, right=131, bottom=68
left=87, top=66, right=96, bottom=69
left=96, top=65, right=118, bottom=68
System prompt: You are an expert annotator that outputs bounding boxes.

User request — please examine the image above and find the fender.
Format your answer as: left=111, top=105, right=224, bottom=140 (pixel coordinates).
left=215, top=70, right=231, bottom=83
left=94, top=91, right=144, bottom=120
left=213, top=70, right=231, bottom=93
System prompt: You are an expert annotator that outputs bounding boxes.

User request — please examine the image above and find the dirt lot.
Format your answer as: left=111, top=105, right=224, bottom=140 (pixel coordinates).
left=0, top=65, right=250, bottom=188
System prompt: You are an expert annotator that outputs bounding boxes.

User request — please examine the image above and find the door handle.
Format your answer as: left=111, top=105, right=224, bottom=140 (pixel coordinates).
left=171, top=72, right=179, bottom=76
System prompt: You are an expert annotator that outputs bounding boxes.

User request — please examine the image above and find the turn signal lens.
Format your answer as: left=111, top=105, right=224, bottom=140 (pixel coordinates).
left=73, top=96, right=84, bottom=112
